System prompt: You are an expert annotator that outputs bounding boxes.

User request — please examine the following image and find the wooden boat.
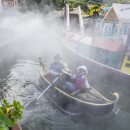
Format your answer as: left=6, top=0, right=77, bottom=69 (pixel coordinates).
left=39, top=64, right=119, bottom=117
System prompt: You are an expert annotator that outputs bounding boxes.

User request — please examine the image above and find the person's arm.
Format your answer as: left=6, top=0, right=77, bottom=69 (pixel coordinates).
left=71, top=74, right=76, bottom=79
left=49, top=70, right=60, bottom=76
left=63, top=63, right=71, bottom=73
left=84, top=79, right=91, bottom=89
left=81, top=75, right=91, bottom=89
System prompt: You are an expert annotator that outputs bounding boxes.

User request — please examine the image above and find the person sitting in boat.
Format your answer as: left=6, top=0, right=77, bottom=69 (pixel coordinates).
left=64, top=65, right=91, bottom=93
left=48, top=54, right=70, bottom=82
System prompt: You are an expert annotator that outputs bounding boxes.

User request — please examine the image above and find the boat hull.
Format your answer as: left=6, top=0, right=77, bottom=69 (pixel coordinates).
left=46, top=87, right=115, bottom=117
left=39, top=72, right=118, bottom=117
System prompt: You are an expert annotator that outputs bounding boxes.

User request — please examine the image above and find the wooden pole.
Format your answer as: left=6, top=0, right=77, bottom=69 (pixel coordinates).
left=66, top=3, right=70, bottom=31
left=78, top=6, right=84, bottom=35
left=64, top=0, right=67, bottom=28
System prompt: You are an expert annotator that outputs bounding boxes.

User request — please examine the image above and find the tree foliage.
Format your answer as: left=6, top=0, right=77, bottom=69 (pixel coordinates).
left=52, top=0, right=88, bottom=12
left=87, top=4, right=102, bottom=17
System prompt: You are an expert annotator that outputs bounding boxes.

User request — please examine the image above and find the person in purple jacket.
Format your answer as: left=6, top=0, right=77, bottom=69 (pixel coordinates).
left=64, top=65, right=91, bottom=93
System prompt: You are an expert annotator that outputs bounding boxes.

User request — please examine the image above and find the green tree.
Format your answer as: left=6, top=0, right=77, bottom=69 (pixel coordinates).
left=20, top=0, right=89, bottom=12
left=52, top=0, right=88, bottom=11
left=88, top=4, right=102, bottom=17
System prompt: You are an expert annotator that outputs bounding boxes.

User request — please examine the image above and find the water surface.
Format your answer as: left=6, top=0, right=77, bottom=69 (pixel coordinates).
left=0, top=47, right=130, bottom=130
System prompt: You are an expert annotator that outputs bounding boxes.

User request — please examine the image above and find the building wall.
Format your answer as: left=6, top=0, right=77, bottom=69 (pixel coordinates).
left=84, top=17, right=130, bottom=45
left=0, top=0, right=3, bottom=11
left=2, top=0, right=18, bottom=9
left=74, top=42, right=123, bottom=69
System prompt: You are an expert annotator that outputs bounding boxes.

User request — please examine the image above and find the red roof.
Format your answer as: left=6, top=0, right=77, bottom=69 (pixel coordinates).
left=93, top=39, right=125, bottom=52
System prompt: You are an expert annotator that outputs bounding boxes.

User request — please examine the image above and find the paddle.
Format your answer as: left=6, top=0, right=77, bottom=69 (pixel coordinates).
left=24, top=76, right=59, bottom=109
left=39, top=57, right=47, bottom=69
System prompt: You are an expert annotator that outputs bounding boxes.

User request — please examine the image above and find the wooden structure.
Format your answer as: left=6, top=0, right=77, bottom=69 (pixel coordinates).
left=1, top=0, right=18, bottom=9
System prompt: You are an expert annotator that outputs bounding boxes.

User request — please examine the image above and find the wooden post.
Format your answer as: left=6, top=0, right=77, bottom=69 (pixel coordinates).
left=66, top=3, right=70, bottom=31
left=78, top=6, right=84, bottom=35
left=64, top=0, right=67, bottom=29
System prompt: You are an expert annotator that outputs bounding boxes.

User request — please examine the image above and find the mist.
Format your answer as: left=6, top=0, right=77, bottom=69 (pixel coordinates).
left=0, top=10, right=64, bottom=62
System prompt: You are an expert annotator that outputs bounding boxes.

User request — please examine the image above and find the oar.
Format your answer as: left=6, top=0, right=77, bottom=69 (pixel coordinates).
left=39, top=57, right=47, bottom=70
left=24, top=77, right=59, bottom=109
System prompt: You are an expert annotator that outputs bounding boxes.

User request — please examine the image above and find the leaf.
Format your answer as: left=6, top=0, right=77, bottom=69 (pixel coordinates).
left=0, top=124, right=9, bottom=130
left=0, top=99, right=24, bottom=128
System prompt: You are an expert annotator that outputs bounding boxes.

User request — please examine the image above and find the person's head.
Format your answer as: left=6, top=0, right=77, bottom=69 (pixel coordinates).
left=77, top=65, right=88, bottom=76
left=54, top=54, right=62, bottom=63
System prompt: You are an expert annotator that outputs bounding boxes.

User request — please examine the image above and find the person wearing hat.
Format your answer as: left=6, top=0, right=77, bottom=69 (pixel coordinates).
left=48, top=54, right=69, bottom=81
left=64, top=65, right=91, bottom=93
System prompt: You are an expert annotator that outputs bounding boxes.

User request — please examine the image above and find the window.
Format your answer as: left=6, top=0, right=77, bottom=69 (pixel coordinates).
left=121, top=24, right=130, bottom=35
left=103, top=23, right=117, bottom=35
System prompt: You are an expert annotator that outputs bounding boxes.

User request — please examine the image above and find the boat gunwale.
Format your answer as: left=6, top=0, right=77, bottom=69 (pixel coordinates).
left=54, top=87, right=115, bottom=106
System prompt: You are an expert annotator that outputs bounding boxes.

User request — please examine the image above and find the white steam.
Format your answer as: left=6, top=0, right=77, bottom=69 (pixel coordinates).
left=0, top=11, right=63, bottom=60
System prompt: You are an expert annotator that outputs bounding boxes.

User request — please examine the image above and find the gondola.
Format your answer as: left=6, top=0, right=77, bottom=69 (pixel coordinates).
left=39, top=63, right=119, bottom=117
